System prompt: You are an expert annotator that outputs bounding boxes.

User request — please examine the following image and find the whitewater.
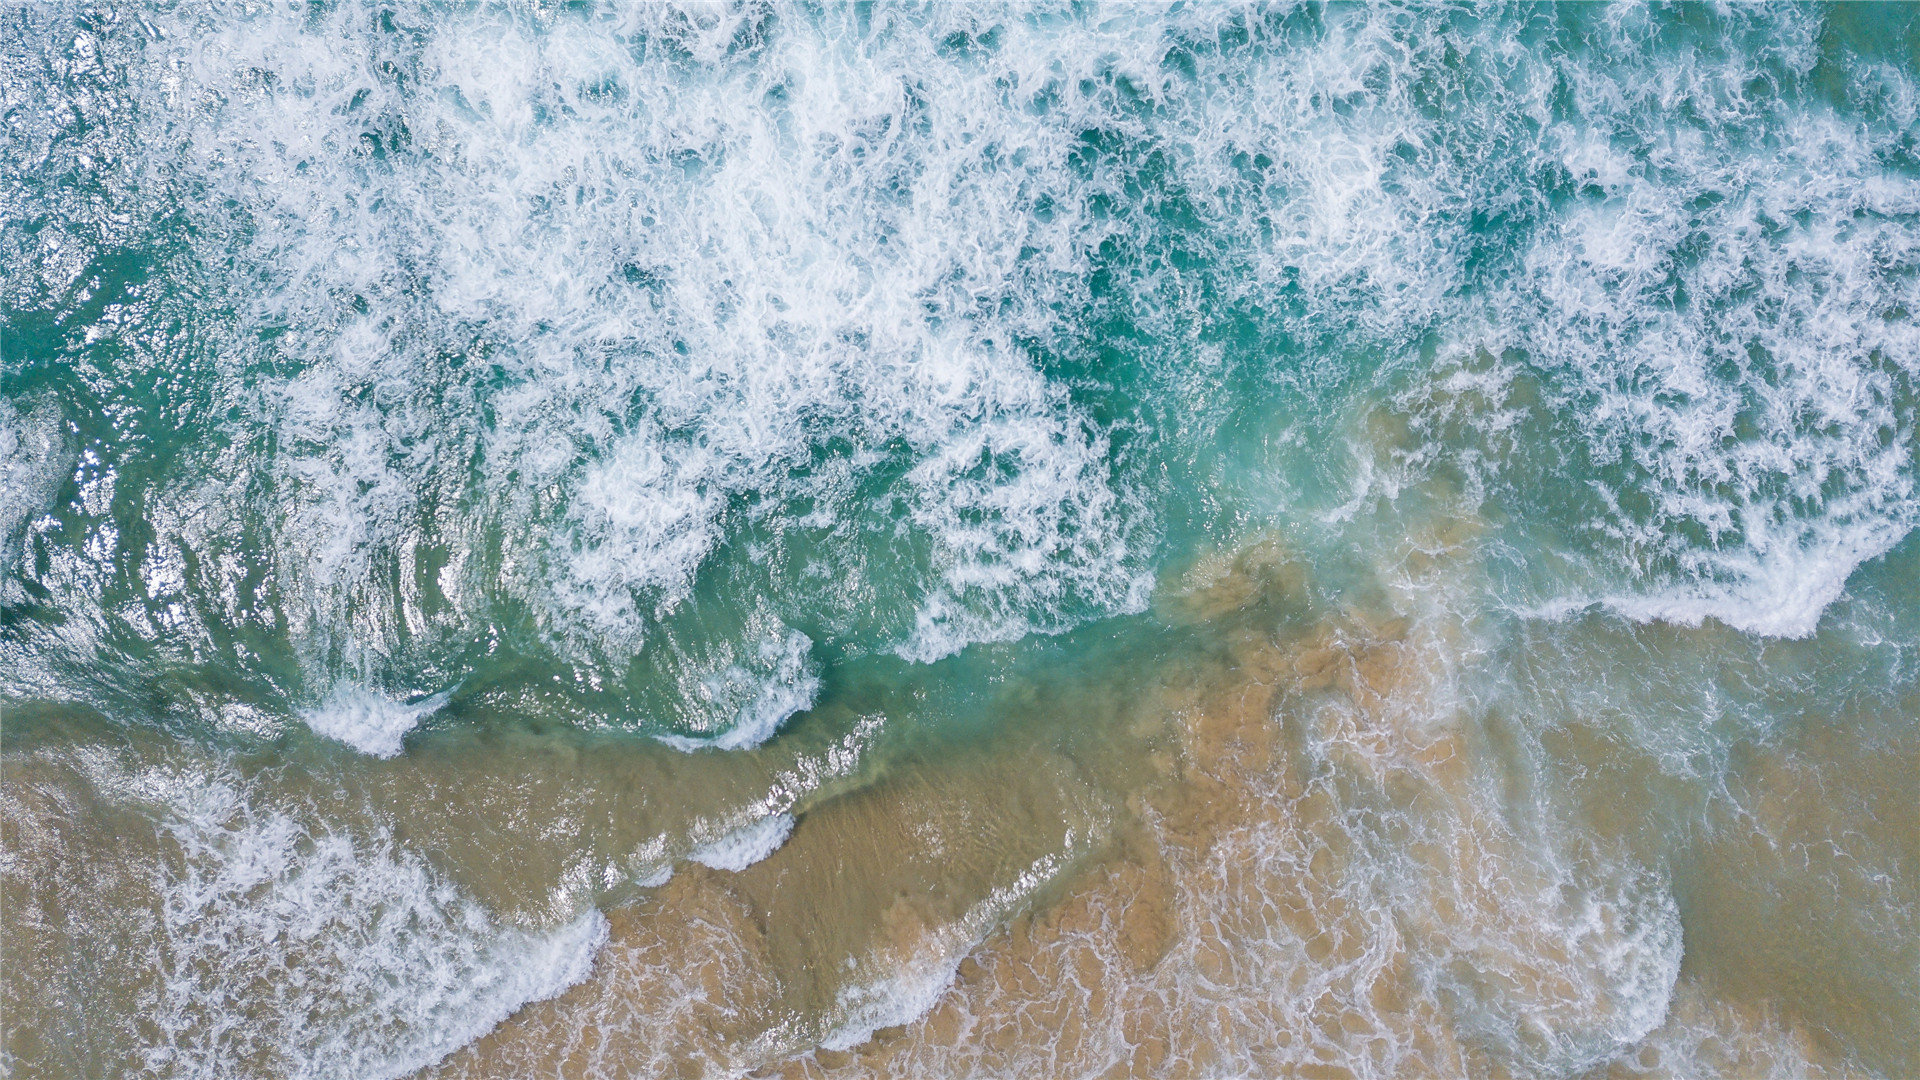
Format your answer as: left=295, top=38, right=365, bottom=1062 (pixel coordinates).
left=4, top=3, right=1918, bottom=1078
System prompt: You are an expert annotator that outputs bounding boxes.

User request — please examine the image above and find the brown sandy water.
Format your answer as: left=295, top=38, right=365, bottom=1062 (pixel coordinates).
left=419, top=535, right=1904, bottom=1078
left=736, top=533, right=1893, bottom=1079
left=7, top=529, right=1915, bottom=1078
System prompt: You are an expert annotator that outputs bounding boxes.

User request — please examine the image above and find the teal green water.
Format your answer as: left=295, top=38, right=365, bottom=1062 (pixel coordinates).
left=4, top=3, right=1919, bottom=1077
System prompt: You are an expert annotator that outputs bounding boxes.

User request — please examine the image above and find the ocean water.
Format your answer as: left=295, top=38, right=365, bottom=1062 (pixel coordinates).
left=3, top=2, right=1918, bottom=1077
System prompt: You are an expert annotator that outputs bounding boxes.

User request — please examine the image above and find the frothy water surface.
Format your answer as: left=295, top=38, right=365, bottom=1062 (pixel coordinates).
left=5, top=3, right=1919, bottom=1077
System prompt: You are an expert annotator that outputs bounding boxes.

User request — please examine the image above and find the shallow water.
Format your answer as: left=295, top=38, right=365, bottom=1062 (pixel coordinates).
left=4, top=3, right=1919, bottom=1078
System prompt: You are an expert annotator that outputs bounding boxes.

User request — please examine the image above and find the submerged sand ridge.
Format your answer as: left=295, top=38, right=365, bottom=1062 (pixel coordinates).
left=769, top=538, right=1681, bottom=1079
left=422, top=531, right=1865, bottom=1078
left=6, top=530, right=1904, bottom=1077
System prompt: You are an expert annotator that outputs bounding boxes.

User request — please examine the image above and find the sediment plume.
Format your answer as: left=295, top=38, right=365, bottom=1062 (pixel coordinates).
left=415, top=534, right=1848, bottom=1078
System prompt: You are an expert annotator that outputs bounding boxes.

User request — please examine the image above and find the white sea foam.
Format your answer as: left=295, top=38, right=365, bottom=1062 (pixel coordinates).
left=140, top=770, right=607, bottom=1080
left=777, top=609, right=1698, bottom=1079
left=19, top=2, right=1170, bottom=678
left=689, top=812, right=795, bottom=873
left=1592, top=524, right=1912, bottom=639
left=1275, top=5, right=1920, bottom=643
left=1494, top=9, right=1918, bottom=638
left=301, top=683, right=452, bottom=759
left=633, top=864, right=674, bottom=889
left=817, top=847, right=1081, bottom=1054
left=655, top=624, right=820, bottom=751
left=0, top=397, right=70, bottom=604
left=11, top=4, right=1911, bottom=690
left=1427, top=860, right=1684, bottom=1075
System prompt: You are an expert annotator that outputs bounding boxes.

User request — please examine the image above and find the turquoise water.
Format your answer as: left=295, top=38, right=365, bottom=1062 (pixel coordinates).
left=4, top=4, right=1919, bottom=1077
